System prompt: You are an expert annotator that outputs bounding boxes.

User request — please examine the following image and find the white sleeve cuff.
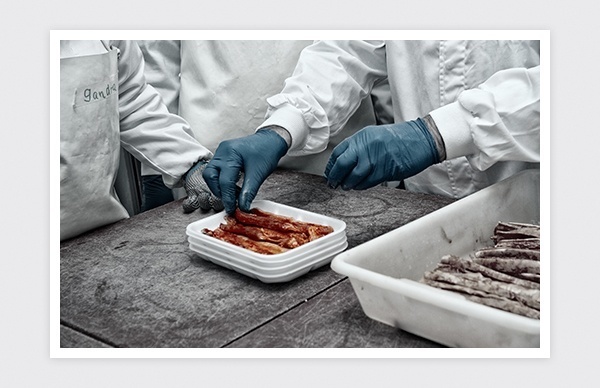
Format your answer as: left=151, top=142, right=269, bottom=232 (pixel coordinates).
left=429, top=101, right=477, bottom=160
left=258, top=103, right=309, bottom=153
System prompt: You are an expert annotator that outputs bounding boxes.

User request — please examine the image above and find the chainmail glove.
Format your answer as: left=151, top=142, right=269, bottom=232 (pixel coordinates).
left=182, top=161, right=224, bottom=213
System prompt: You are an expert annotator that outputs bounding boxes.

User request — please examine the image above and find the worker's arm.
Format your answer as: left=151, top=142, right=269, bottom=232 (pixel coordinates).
left=110, top=40, right=211, bottom=189
left=430, top=66, right=541, bottom=170
left=259, top=40, right=388, bottom=156
left=110, top=40, right=221, bottom=212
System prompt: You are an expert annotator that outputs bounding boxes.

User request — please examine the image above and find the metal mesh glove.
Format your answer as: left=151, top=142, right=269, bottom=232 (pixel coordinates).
left=324, top=117, right=444, bottom=190
left=182, top=161, right=224, bottom=213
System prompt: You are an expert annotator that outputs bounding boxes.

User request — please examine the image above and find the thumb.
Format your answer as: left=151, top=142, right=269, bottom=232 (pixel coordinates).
left=209, top=195, right=224, bottom=212
left=324, top=141, right=349, bottom=178
left=182, top=193, right=199, bottom=213
left=238, top=173, right=263, bottom=212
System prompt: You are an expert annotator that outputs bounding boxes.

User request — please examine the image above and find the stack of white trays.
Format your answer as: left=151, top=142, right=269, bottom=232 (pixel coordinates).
left=186, top=200, right=347, bottom=283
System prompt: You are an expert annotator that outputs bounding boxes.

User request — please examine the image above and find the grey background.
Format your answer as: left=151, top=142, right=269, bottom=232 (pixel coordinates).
left=2, top=0, right=593, bottom=386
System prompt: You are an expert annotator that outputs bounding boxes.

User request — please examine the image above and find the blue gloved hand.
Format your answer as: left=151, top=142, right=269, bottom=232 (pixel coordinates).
left=203, top=128, right=289, bottom=214
left=324, top=117, right=444, bottom=190
left=182, top=160, right=224, bottom=213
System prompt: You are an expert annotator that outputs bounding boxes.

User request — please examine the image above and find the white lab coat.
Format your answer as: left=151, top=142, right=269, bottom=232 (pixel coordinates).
left=60, top=40, right=210, bottom=240
left=136, top=40, right=378, bottom=179
left=260, top=40, right=541, bottom=198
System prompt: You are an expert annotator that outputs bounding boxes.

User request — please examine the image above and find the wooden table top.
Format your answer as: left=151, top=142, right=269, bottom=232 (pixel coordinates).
left=60, top=169, right=454, bottom=348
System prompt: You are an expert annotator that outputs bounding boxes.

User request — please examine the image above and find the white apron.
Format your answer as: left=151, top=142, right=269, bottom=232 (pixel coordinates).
left=60, top=46, right=129, bottom=241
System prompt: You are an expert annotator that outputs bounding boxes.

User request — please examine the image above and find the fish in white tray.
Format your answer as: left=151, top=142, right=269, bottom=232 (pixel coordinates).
left=202, top=208, right=334, bottom=255
left=421, top=222, right=541, bottom=319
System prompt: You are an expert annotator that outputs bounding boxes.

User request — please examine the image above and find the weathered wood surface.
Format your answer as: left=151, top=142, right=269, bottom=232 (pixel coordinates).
left=60, top=170, right=453, bottom=348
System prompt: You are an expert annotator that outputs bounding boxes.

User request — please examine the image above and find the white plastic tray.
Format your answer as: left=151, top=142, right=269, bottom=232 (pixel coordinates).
left=190, top=240, right=348, bottom=283
left=187, top=232, right=347, bottom=267
left=186, top=200, right=347, bottom=282
left=186, top=200, right=346, bottom=260
left=330, top=169, right=541, bottom=348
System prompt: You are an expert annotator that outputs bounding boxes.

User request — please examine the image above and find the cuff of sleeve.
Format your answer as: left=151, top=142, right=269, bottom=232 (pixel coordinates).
left=160, top=154, right=212, bottom=189
left=422, top=115, right=446, bottom=162
left=261, top=125, right=292, bottom=148
left=141, top=163, right=161, bottom=176
left=429, top=102, right=478, bottom=160
left=258, top=104, right=309, bottom=153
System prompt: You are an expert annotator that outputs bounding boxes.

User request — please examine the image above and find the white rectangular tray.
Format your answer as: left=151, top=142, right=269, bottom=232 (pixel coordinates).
left=186, top=200, right=347, bottom=282
left=330, top=169, right=541, bottom=348
left=188, top=232, right=347, bottom=268
left=186, top=200, right=346, bottom=260
left=190, top=240, right=347, bottom=283
left=189, top=238, right=348, bottom=274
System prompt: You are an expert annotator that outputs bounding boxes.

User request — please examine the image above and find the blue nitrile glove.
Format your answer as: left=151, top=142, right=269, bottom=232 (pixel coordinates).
left=324, top=117, right=445, bottom=190
left=203, top=128, right=289, bottom=214
left=182, top=160, right=224, bottom=213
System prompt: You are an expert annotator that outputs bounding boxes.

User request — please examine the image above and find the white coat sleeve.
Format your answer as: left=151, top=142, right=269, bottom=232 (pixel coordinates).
left=429, top=66, right=540, bottom=171
left=109, top=40, right=212, bottom=188
left=135, top=40, right=182, bottom=177
left=136, top=40, right=181, bottom=115
left=259, top=40, right=387, bottom=156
